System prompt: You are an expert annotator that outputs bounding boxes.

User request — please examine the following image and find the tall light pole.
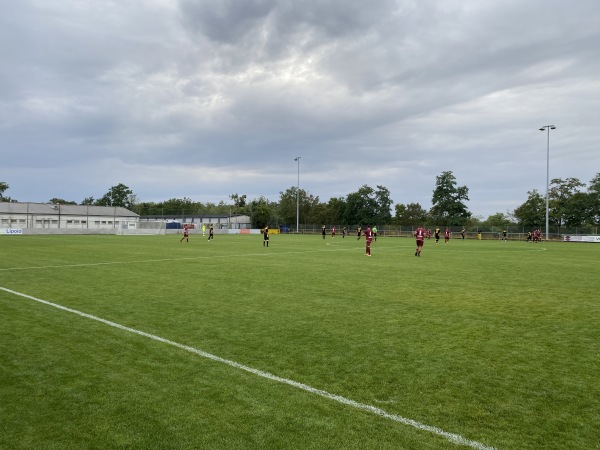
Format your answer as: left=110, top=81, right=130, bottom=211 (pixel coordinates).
left=294, top=156, right=301, bottom=233
left=539, top=125, right=556, bottom=242
left=52, top=204, right=61, bottom=228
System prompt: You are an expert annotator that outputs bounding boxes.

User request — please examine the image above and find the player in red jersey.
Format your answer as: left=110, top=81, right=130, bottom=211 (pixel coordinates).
left=444, top=227, right=450, bottom=244
left=180, top=224, right=189, bottom=243
left=331, top=225, right=336, bottom=238
left=363, top=226, right=373, bottom=256
left=414, top=226, right=425, bottom=256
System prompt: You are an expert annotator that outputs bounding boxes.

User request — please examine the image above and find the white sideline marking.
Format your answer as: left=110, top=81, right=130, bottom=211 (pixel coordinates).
left=0, top=286, right=496, bottom=450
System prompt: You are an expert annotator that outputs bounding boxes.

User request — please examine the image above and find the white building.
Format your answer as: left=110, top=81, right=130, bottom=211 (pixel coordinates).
left=139, top=214, right=251, bottom=229
left=0, top=202, right=138, bottom=233
left=1, top=202, right=253, bottom=235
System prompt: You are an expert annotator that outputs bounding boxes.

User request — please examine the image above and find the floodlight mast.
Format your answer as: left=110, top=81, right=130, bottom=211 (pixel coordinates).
left=294, top=156, right=301, bottom=234
left=539, top=125, right=556, bottom=242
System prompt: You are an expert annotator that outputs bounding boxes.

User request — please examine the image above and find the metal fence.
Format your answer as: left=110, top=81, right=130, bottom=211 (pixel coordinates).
left=283, top=224, right=599, bottom=241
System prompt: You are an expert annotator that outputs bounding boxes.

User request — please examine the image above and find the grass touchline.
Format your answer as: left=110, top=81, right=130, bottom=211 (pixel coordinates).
left=0, top=285, right=497, bottom=450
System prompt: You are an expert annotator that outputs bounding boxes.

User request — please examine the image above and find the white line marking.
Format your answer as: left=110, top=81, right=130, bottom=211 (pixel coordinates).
left=0, top=286, right=496, bottom=450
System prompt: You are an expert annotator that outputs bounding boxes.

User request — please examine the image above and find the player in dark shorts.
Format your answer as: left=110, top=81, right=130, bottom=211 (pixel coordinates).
left=342, top=226, right=347, bottom=238
left=414, top=226, right=425, bottom=256
left=263, top=225, right=269, bottom=247
left=208, top=224, right=214, bottom=241
left=321, top=225, right=326, bottom=239
left=434, top=227, right=440, bottom=244
left=357, top=226, right=362, bottom=240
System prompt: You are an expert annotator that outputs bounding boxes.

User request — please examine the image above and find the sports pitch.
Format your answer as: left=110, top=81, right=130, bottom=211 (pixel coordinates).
left=1, top=234, right=598, bottom=449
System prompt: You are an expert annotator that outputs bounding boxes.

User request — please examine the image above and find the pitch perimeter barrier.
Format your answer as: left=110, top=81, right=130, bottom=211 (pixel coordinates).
left=563, top=235, right=600, bottom=243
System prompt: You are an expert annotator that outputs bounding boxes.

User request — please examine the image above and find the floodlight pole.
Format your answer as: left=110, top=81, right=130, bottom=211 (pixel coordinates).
left=52, top=204, right=61, bottom=228
left=294, top=156, right=301, bottom=233
left=539, top=125, right=556, bottom=242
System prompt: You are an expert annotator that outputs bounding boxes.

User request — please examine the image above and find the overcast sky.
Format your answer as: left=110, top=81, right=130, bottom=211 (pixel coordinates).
left=2, top=0, right=599, bottom=218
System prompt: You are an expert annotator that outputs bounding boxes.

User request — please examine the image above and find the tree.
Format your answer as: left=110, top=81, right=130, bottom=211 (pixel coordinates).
left=278, top=187, right=320, bottom=227
left=95, top=183, right=137, bottom=209
left=513, top=190, right=545, bottom=229
left=462, top=215, right=482, bottom=229
left=587, top=172, right=600, bottom=225
left=344, top=185, right=377, bottom=225
left=157, top=198, right=197, bottom=215
left=308, top=202, right=329, bottom=226
left=561, top=192, right=593, bottom=228
left=483, top=212, right=513, bottom=227
left=80, top=197, right=95, bottom=206
left=395, top=202, right=428, bottom=226
left=249, top=196, right=275, bottom=228
left=48, top=198, right=77, bottom=205
left=373, top=185, right=393, bottom=225
left=278, top=187, right=301, bottom=225
left=429, top=171, right=471, bottom=225
left=394, top=203, right=406, bottom=225
left=0, top=182, right=8, bottom=198
left=302, top=194, right=322, bottom=225
left=548, top=177, right=586, bottom=231
left=343, top=185, right=393, bottom=226
left=324, top=197, right=346, bottom=225
left=0, top=181, right=14, bottom=202
left=229, top=193, right=246, bottom=208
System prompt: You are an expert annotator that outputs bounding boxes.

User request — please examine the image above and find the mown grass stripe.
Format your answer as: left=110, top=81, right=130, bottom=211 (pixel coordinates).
left=0, top=285, right=497, bottom=450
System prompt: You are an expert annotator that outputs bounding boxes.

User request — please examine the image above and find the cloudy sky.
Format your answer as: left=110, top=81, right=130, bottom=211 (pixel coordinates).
left=2, top=0, right=599, bottom=218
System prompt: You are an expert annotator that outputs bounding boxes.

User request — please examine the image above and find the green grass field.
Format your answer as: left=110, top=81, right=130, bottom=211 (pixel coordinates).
left=1, top=233, right=598, bottom=449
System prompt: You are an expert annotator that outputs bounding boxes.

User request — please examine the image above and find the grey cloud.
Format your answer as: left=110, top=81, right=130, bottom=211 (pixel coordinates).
left=2, top=0, right=600, bottom=217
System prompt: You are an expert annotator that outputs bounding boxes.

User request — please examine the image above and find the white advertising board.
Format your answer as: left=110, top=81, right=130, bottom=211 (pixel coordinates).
left=1, top=228, right=23, bottom=235
left=563, top=235, right=600, bottom=243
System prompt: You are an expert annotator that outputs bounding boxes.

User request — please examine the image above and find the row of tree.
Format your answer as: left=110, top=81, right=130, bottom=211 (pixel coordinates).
left=513, top=175, right=600, bottom=231
left=2, top=172, right=599, bottom=230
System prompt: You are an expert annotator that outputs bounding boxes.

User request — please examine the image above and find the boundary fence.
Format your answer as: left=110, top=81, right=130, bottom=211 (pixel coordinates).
left=284, top=225, right=599, bottom=241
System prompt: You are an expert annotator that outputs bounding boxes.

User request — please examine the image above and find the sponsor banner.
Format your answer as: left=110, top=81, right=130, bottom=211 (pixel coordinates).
left=234, top=229, right=262, bottom=235
left=563, top=235, right=600, bottom=243
left=1, top=228, right=23, bottom=235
